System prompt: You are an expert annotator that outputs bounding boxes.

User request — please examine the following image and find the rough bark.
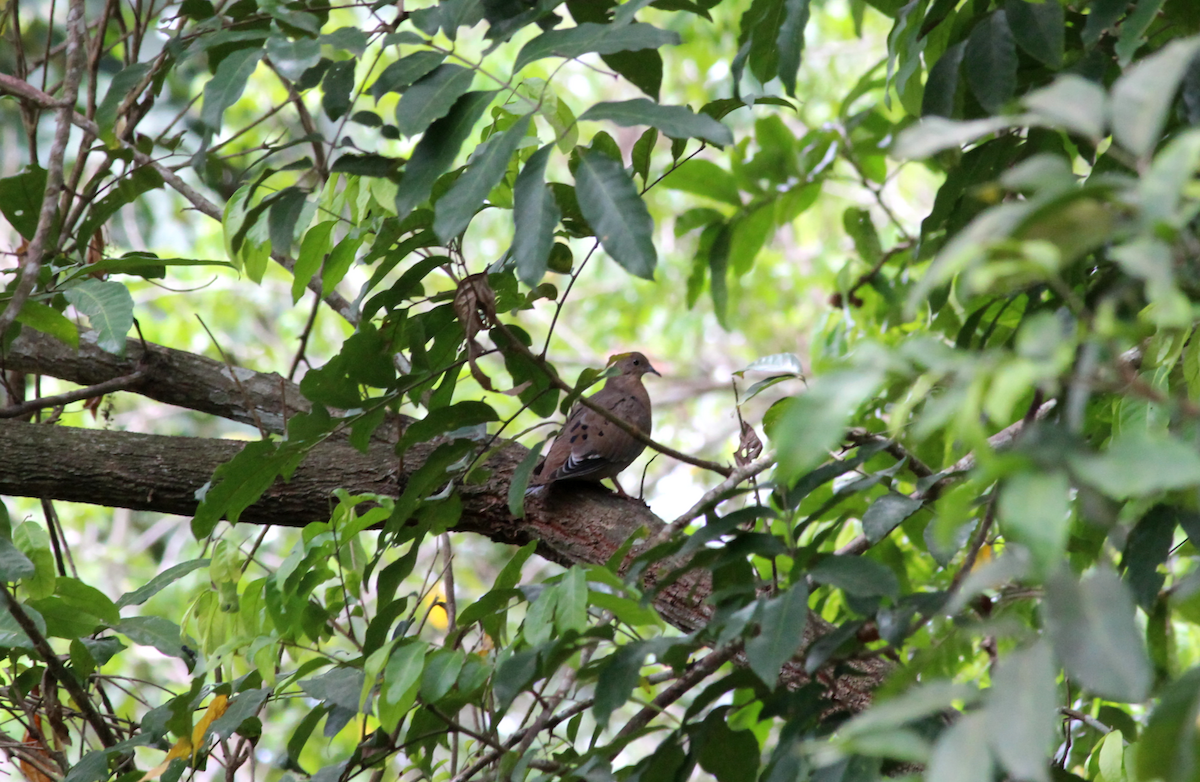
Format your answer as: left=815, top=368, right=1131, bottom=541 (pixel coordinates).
left=3, top=329, right=308, bottom=433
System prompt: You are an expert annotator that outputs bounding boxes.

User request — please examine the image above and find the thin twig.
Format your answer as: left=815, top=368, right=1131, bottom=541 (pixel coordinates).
left=615, top=641, right=741, bottom=739
left=0, top=73, right=359, bottom=326
left=0, top=370, right=146, bottom=419
left=835, top=400, right=1057, bottom=557
left=0, top=0, right=87, bottom=340
left=1, top=586, right=118, bottom=747
left=645, top=451, right=777, bottom=548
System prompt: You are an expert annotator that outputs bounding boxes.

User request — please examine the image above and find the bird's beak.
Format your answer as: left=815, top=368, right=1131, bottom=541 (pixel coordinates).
left=648, top=365, right=662, bottom=377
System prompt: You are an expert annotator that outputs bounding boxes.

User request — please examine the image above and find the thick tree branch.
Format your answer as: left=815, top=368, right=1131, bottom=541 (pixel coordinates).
left=0, top=419, right=888, bottom=712
left=3, top=329, right=308, bottom=432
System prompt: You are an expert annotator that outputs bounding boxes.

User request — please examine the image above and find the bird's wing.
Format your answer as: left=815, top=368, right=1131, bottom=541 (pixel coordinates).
left=547, top=405, right=619, bottom=481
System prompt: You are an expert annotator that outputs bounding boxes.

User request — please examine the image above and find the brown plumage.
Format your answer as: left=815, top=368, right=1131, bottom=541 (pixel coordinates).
left=530, top=352, right=660, bottom=497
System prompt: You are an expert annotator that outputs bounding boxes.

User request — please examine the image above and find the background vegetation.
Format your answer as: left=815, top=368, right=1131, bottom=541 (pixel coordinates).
left=4, top=0, right=1200, bottom=780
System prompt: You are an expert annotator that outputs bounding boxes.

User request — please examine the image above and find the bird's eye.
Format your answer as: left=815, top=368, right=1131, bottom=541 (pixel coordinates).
left=633, top=359, right=640, bottom=365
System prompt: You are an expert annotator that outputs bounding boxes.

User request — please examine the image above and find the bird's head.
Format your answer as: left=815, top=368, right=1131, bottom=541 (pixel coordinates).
left=607, top=352, right=661, bottom=378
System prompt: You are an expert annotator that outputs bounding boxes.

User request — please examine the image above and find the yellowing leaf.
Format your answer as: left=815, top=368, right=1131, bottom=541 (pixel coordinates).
left=140, top=736, right=192, bottom=781
left=190, top=694, right=229, bottom=757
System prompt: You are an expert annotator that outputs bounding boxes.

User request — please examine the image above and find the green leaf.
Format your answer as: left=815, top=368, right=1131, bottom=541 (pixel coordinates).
left=1111, top=37, right=1200, bottom=158
left=319, top=232, right=360, bottom=296
left=770, top=369, right=884, bottom=481
left=29, top=597, right=104, bottom=640
left=1004, top=0, right=1062, bottom=69
left=329, top=153, right=404, bottom=177
left=0, top=537, right=35, bottom=581
left=210, top=688, right=270, bottom=740
left=997, top=470, right=1070, bottom=576
left=745, top=580, right=808, bottom=687
left=395, top=64, right=477, bottom=137
left=201, top=46, right=264, bottom=133
left=268, top=186, right=308, bottom=254
left=1115, top=0, right=1167, bottom=67
left=54, top=577, right=121, bottom=626
left=1081, top=0, right=1125, bottom=49
left=922, top=40, right=964, bottom=118
left=116, top=559, right=210, bottom=608
left=495, top=648, right=539, bottom=711
left=601, top=49, right=663, bottom=100
left=116, top=615, right=188, bottom=659
left=0, top=166, right=47, bottom=240
left=513, top=22, right=680, bottom=72
left=370, top=51, right=447, bottom=100
left=1122, top=504, right=1177, bottom=611
left=985, top=642, right=1056, bottom=782
left=15, top=301, right=78, bottom=348
left=927, top=713, right=994, bottom=782
left=14, top=522, right=55, bottom=599
left=395, top=91, right=497, bottom=222
left=512, top=144, right=561, bottom=287
left=741, top=0, right=786, bottom=86
left=434, top=115, right=531, bottom=241
left=963, top=10, right=1016, bottom=114
left=380, top=642, right=426, bottom=731
left=64, top=279, right=134, bottom=356
left=580, top=99, right=733, bottom=146
left=1069, top=432, right=1200, bottom=499
left=95, top=63, right=152, bottom=144
left=420, top=649, right=465, bottom=703
left=706, top=223, right=730, bottom=327
left=631, top=127, right=657, bottom=185
left=321, top=60, right=356, bottom=121
left=1138, top=667, right=1200, bottom=782
left=661, top=158, right=741, bottom=205
left=862, top=493, right=923, bottom=544
left=193, top=441, right=306, bottom=537
left=293, top=220, right=335, bottom=302
left=62, top=750, right=112, bottom=782
left=508, top=440, right=546, bottom=518
left=695, top=708, right=761, bottom=782
left=320, top=27, right=368, bottom=56
left=574, top=150, right=657, bottom=279
left=841, top=681, right=979, bottom=740
left=1140, top=129, right=1200, bottom=227
left=398, top=401, right=499, bottom=452
left=1045, top=568, right=1151, bottom=702
left=82, top=252, right=235, bottom=279
left=557, top=567, right=588, bottom=634
left=809, top=555, right=898, bottom=598
left=593, top=643, right=646, bottom=727
left=76, top=165, right=165, bottom=249
left=266, top=33, right=320, bottom=81
left=894, top=115, right=1013, bottom=158
left=1023, top=75, right=1108, bottom=140
left=843, top=206, right=882, bottom=265
left=301, top=666, right=366, bottom=711
left=775, top=0, right=812, bottom=96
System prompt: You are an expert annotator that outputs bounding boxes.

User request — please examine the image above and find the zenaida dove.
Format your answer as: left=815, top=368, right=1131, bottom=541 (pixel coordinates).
left=529, top=352, right=660, bottom=497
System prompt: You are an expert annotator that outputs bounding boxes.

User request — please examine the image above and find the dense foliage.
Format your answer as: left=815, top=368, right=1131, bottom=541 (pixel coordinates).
left=5, top=0, right=1200, bottom=780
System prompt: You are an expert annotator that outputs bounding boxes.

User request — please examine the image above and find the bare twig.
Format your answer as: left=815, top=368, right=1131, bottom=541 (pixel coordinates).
left=0, top=0, right=87, bottom=339
left=0, top=370, right=146, bottom=419
left=645, top=451, right=777, bottom=548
